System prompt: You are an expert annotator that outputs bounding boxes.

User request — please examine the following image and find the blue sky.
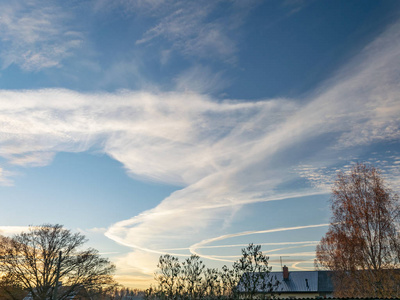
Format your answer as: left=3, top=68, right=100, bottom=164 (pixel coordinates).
left=0, top=0, right=400, bottom=288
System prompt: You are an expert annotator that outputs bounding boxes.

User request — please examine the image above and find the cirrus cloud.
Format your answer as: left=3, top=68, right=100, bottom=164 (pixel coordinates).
left=0, top=1, right=83, bottom=71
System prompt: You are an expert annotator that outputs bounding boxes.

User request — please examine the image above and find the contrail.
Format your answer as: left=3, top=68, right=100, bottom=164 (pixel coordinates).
left=189, top=223, right=329, bottom=262
left=161, top=240, right=319, bottom=251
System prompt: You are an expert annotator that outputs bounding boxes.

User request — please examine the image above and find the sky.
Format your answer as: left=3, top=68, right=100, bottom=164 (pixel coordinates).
left=0, top=0, right=400, bottom=289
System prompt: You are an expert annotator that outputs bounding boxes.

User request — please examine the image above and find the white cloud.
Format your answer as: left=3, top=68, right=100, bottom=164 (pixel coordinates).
left=188, top=223, right=329, bottom=262
left=0, top=1, right=83, bottom=70
left=133, top=1, right=254, bottom=63
left=294, top=165, right=333, bottom=191
left=0, top=166, right=15, bottom=186
left=86, top=227, right=108, bottom=234
left=174, top=65, right=229, bottom=94
left=0, top=226, right=30, bottom=236
left=296, top=154, right=400, bottom=194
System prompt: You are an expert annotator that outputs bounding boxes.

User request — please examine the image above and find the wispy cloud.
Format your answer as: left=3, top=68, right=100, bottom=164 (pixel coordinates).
left=0, top=226, right=30, bottom=236
left=0, top=18, right=399, bottom=281
left=174, top=65, right=229, bottom=94
left=132, top=1, right=256, bottom=63
left=188, top=224, right=329, bottom=262
left=296, top=154, right=400, bottom=193
left=0, top=1, right=83, bottom=71
left=0, top=166, right=14, bottom=186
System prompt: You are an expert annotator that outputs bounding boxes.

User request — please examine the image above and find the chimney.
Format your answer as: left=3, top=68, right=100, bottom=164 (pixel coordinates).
left=283, top=265, right=289, bottom=281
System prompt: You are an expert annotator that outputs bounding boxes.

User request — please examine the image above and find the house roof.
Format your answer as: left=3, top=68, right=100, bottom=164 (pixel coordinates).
left=272, top=270, right=333, bottom=293
left=238, top=270, right=334, bottom=294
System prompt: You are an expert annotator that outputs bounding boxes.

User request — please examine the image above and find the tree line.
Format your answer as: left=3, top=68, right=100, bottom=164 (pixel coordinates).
left=145, top=243, right=279, bottom=300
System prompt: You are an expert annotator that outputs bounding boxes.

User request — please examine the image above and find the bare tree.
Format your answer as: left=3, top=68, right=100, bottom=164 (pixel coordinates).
left=181, top=255, right=205, bottom=299
left=150, top=254, right=207, bottom=299
left=220, top=264, right=241, bottom=298
left=316, top=163, right=400, bottom=298
left=148, top=244, right=277, bottom=299
left=234, top=243, right=279, bottom=299
left=0, top=224, right=116, bottom=300
left=201, top=268, right=221, bottom=299
left=154, top=254, right=182, bottom=299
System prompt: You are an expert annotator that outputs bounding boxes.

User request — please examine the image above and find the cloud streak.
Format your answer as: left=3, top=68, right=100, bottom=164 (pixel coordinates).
left=0, top=1, right=83, bottom=70
left=0, top=226, right=30, bottom=236
left=132, top=1, right=256, bottom=63
left=188, top=224, right=329, bottom=262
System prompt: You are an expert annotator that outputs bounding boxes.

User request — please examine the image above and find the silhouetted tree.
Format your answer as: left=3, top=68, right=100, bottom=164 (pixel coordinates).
left=220, top=264, right=241, bottom=298
left=202, top=268, right=221, bottom=298
left=154, top=254, right=182, bottom=299
left=316, top=163, right=400, bottom=298
left=0, top=224, right=116, bottom=300
left=181, top=255, right=205, bottom=298
left=148, top=244, right=278, bottom=299
left=234, top=243, right=279, bottom=299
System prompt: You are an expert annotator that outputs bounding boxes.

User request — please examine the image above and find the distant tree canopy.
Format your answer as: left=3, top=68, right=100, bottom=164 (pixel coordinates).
left=0, top=274, right=25, bottom=300
left=316, top=163, right=400, bottom=298
left=0, top=224, right=116, bottom=300
left=95, top=286, right=145, bottom=300
left=146, top=243, right=279, bottom=299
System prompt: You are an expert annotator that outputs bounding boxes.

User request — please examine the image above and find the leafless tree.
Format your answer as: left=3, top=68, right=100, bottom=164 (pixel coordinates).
left=154, top=254, right=182, bottom=299
left=220, top=264, right=241, bottom=298
left=316, top=163, right=400, bottom=298
left=0, top=224, right=116, bottom=300
left=234, top=243, right=279, bottom=299
left=147, top=244, right=278, bottom=299
left=201, top=268, right=221, bottom=299
left=181, top=255, right=205, bottom=299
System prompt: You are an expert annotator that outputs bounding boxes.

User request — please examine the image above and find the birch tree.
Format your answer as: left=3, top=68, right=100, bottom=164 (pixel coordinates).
left=316, top=163, right=400, bottom=298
